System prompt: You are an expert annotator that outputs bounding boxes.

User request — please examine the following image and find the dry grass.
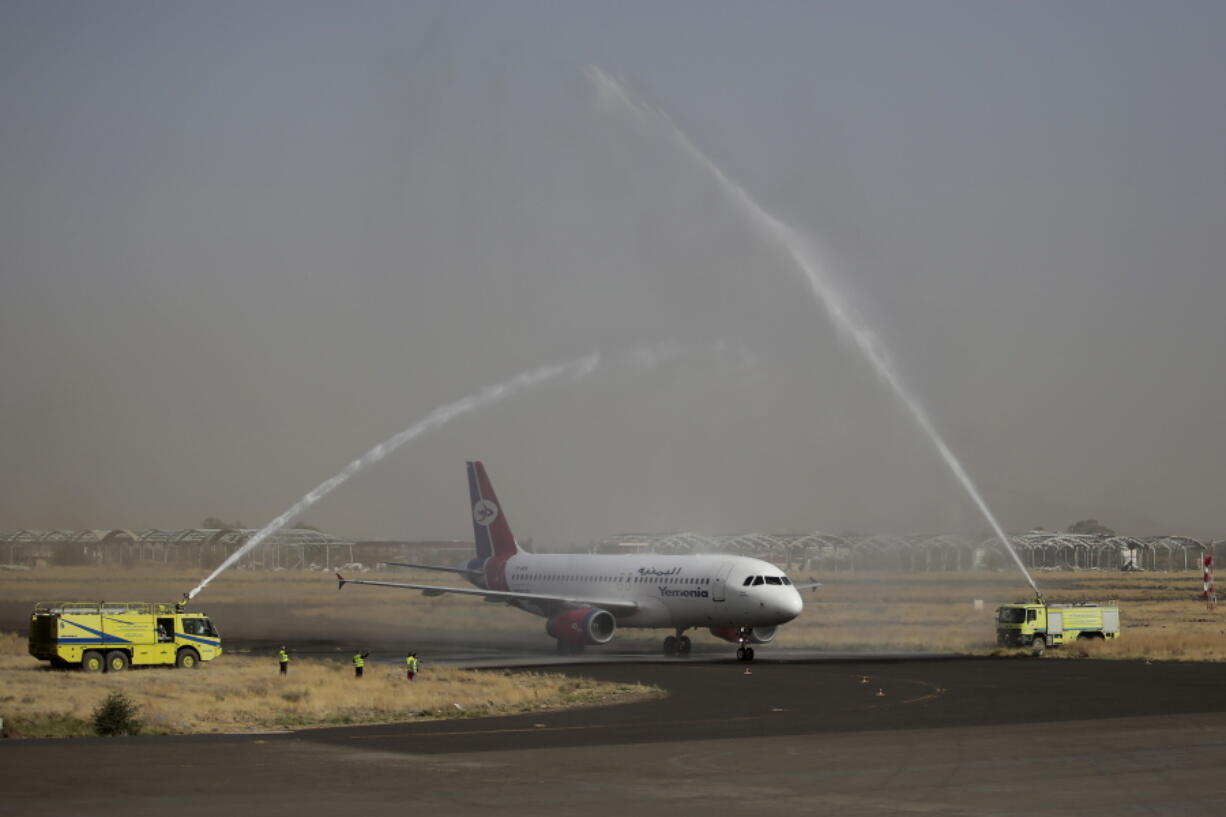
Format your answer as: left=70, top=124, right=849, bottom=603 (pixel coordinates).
left=0, top=631, right=659, bottom=739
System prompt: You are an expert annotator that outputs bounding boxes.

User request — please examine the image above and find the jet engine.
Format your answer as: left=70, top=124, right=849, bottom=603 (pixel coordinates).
left=546, top=608, right=616, bottom=646
left=709, top=625, right=777, bottom=644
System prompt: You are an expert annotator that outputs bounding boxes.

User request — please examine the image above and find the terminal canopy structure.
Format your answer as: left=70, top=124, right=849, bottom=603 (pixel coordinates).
left=1, top=528, right=1218, bottom=573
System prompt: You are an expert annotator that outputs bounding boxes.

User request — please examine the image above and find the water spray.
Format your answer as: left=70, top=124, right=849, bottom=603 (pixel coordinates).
left=586, top=66, right=1040, bottom=596
left=185, top=351, right=599, bottom=600
left=185, top=340, right=714, bottom=601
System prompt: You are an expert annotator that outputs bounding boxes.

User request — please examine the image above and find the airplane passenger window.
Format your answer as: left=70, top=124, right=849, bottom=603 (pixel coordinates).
left=765, top=576, right=782, bottom=585
left=752, top=576, right=764, bottom=586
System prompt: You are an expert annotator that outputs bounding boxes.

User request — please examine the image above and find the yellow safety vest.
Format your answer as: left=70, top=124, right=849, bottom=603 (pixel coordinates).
left=353, top=654, right=364, bottom=668
left=406, top=656, right=419, bottom=672
left=278, top=650, right=289, bottom=662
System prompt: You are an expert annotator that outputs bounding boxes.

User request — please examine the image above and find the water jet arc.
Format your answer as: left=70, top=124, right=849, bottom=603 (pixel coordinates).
left=186, top=351, right=602, bottom=600
left=185, top=340, right=699, bottom=602
left=586, top=65, right=1038, bottom=595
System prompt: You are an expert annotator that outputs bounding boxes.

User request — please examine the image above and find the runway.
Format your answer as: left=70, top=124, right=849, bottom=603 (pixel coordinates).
left=3, top=654, right=1226, bottom=817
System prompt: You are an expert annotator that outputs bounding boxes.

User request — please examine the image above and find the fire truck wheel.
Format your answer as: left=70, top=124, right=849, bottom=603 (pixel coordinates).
left=176, top=648, right=200, bottom=669
left=105, top=650, right=130, bottom=673
left=1031, top=637, right=1046, bottom=656
left=82, top=650, right=104, bottom=673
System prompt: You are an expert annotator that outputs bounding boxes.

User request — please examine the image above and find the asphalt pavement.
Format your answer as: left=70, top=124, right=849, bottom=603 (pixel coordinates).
left=3, top=655, right=1225, bottom=817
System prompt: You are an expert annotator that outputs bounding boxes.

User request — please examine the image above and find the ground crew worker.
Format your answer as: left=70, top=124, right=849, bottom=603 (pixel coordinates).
left=278, top=646, right=290, bottom=676
left=353, top=650, right=369, bottom=678
left=405, top=652, right=419, bottom=682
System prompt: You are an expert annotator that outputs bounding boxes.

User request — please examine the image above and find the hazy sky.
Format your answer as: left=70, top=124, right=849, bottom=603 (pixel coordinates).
left=3, top=1, right=1224, bottom=543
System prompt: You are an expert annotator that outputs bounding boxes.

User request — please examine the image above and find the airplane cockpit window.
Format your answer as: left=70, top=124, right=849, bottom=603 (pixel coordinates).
left=742, top=576, right=754, bottom=586
left=765, top=576, right=782, bottom=585
left=781, top=577, right=792, bottom=585
left=751, top=576, right=765, bottom=586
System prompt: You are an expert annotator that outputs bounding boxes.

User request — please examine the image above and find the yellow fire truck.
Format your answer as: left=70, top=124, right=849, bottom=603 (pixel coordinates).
left=28, top=601, right=222, bottom=672
left=996, top=599, right=1120, bottom=654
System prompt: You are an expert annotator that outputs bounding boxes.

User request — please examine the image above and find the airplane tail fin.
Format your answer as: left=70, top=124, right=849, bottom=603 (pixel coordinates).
left=467, top=461, right=519, bottom=560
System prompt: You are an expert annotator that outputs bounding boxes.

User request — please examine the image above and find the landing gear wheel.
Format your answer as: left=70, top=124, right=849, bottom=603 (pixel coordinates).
left=663, top=636, right=678, bottom=656
left=1031, top=636, right=1046, bottom=656
left=736, top=646, right=747, bottom=661
left=677, top=635, right=692, bottom=655
left=744, top=647, right=755, bottom=661
left=176, top=648, right=200, bottom=669
left=105, top=650, right=130, bottom=673
left=82, top=650, right=103, bottom=673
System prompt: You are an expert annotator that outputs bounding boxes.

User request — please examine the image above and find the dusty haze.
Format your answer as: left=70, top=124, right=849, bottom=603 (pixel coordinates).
left=3, top=1, right=1224, bottom=544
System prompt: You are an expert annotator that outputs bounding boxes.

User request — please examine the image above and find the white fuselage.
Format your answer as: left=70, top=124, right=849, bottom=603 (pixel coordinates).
left=501, top=552, right=803, bottom=629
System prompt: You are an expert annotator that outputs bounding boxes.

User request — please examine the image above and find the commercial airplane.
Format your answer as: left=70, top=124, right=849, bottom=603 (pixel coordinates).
left=337, top=461, right=815, bottom=661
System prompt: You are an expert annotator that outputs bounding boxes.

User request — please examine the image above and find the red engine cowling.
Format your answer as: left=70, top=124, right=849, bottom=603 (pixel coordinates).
left=546, top=608, right=616, bottom=646
left=709, top=626, right=777, bottom=644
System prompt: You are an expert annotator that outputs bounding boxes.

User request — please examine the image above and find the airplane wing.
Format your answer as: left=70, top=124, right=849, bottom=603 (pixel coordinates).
left=793, top=580, right=823, bottom=591
left=335, top=574, right=639, bottom=616
left=383, top=561, right=483, bottom=577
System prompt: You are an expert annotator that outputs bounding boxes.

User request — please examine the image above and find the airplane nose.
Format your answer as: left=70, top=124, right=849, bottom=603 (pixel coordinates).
left=779, top=588, right=803, bottom=622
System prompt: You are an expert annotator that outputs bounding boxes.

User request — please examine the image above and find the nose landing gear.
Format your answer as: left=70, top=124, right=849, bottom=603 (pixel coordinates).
left=735, top=627, right=755, bottom=662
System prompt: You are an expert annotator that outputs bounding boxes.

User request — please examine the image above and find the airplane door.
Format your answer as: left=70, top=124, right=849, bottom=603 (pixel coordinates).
left=711, top=562, right=734, bottom=602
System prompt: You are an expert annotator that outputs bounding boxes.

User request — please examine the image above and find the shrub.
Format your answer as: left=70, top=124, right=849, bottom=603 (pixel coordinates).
left=92, top=691, right=141, bottom=736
